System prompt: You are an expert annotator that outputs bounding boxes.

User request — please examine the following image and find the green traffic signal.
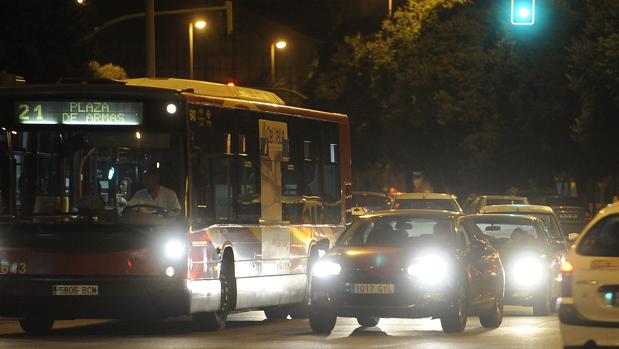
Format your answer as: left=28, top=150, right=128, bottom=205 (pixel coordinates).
left=511, top=0, right=535, bottom=26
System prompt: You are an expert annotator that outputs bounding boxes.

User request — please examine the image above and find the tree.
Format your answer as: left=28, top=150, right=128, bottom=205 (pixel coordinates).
left=89, top=61, right=128, bottom=80
left=311, top=0, right=580, bottom=193
left=567, top=0, right=619, bottom=177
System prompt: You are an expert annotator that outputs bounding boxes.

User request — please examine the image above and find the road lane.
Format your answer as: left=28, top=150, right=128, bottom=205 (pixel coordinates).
left=0, top=307, right=561, bottom=349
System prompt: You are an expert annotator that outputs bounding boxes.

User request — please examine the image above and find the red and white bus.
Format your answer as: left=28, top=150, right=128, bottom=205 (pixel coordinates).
left=0, top=78, right=351, bottom=333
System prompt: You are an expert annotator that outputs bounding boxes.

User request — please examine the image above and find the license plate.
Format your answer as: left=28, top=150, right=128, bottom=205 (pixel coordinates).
left=352, top=283, right=395, bottom=294
left=52, top=285, right=99, bottom=296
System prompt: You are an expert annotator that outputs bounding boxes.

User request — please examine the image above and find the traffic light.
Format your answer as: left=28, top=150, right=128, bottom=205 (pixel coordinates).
left=511, top=0, right=535, bottom=26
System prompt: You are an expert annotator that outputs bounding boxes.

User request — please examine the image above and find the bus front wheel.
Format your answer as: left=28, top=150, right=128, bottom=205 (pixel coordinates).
left=193, top=268, right=232, bottom=331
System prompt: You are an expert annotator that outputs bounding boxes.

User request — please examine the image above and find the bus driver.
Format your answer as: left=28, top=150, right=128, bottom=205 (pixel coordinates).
left=128, top=165, right=181, bottom=212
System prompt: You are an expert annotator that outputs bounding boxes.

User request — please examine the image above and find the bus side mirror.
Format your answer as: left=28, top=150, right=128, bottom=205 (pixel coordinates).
left=317, top=238, right=330, bottom=251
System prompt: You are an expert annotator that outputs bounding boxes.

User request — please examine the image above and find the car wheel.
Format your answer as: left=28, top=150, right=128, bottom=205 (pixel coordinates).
left=479, top=291, right=504, bottom=328
left=193, top=267, right=231, bottom=331
left=19, top=318, right=54, bottom=335
left=264, top=307, right=289, bottom=320
left=440, top=283, right=468, bottom=333
left=533, top=284, right=551, bottom=316
left=309, top=313, right=337, bottom=334
left=356, top=316, right=379, bottom=327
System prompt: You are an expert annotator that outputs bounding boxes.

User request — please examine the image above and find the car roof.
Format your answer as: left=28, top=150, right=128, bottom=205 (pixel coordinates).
left=361, top=209, right=461, bottom=219
left=352, top=191, right=386, bottom=197
left=480, top=195, right=528, bottom=200
left=465, top=213, right=541, bottom=224
left=394, top=192, right=456, bottom=200
left=480, top=204, right=554, bottom=214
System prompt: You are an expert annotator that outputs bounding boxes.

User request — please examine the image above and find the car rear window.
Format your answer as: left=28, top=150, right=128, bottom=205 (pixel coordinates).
left=577, top=214, right=619, bottom=257
left=394, top=199, right=459, bottom=212
left=486, top=198, right=526, bottom=206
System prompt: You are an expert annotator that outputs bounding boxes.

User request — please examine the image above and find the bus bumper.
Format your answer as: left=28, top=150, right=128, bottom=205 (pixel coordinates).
left=0, top=276, right=193, bottom=320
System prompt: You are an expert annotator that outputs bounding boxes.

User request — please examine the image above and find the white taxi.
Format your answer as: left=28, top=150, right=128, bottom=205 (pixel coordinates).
left=391, top=193, right=463, bottom=213
left=559, top=203, right=619, bottom=348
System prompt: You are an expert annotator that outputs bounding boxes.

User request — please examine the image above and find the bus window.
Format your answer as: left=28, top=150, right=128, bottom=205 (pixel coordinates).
left=323, top=124, right=341, bottom=224
left=0, top=132, right=7, bottom=215
left=235, top=113, right=260, bottom=224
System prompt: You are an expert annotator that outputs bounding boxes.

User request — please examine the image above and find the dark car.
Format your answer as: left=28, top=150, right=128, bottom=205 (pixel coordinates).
left=351, top=191, right=388, bottom=216
left=533, top=195, right=589, bottom=240
left=309, top=209, right=505, bottom=334
left=462, top=214, right=563, bottom=315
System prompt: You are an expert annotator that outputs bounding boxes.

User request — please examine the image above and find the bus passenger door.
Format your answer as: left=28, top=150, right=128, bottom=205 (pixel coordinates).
left=259, top=119, right=291, bottom=274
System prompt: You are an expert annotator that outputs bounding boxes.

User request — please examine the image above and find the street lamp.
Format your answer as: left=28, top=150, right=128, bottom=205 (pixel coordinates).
left=76, top=0, right=86, bottom=4
left=188, top=20, right=207, bottom=80
left=270, top=40, right=287, bottom=84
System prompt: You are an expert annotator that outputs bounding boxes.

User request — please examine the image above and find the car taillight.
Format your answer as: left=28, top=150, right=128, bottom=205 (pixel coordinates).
left=560, top=260, right=574, bottom=297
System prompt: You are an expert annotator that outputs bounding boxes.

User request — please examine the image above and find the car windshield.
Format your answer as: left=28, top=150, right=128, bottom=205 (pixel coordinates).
left=395, top=198, right=459, bottom=212
left=495, top=212, right=562, bottom=239
left=8, top=129, right=185, bottom=224
left=467, top=219, right=543, bottom=249
left=336, top=216, right=454, bottom=247
left=577, top=214, right=619, bottom=257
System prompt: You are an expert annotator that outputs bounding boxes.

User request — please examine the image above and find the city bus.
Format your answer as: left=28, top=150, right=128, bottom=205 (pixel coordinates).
left=0, top=78, right=352, bottom=333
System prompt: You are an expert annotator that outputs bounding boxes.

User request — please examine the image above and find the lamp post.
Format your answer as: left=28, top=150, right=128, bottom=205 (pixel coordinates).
left=270, top=40, right=287, bottom=84
left=189, top=20, right=207, bottom=80
left=388, top=0, right=392, bottom=17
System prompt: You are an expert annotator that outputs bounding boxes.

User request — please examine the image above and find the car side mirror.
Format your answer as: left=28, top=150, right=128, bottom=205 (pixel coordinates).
left=316, top=238, right=330, bottom=251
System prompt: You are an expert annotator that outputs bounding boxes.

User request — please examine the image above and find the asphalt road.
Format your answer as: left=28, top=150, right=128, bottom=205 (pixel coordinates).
left=0, top=306, right=562, bottom=349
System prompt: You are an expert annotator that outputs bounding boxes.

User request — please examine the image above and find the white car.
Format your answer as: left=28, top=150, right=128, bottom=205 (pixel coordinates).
left=480, top=204, right=568, bottom=245
left=559, top=203, right=619, bottom=348
left=391, top=193, right=462, bottom=213
left=464, top=195, right=529, bottom=214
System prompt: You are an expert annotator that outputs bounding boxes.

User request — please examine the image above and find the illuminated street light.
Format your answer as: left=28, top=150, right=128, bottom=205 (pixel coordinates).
left=189, top=19, right=207, bottom=80
left=76, top=0, right=86, bottom=4
left=270, top=40, right=287, bottom=83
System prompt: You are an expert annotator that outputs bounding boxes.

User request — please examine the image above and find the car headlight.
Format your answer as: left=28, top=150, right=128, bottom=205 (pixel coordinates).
left=511, top=256, right=544, bottom=287
left=312, top=261, right=341, bottom=277
left=164, top=240, right=186, bottom=260
left=407, top=254, right=449, bottom=286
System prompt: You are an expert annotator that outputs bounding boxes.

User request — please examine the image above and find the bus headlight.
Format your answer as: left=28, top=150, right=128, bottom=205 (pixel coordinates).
left=164, top=240, right=185, bottom=260
left=312, top=261, right=341, bottom=277
left=166, top=103, right=177, bottom=114
left=408, top=254, right=449, bottom=286
left=512, top=257, right=543, bottom=287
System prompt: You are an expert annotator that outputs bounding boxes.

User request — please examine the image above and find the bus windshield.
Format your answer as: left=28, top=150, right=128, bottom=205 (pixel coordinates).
left=10, top=129, right=185, bottom=224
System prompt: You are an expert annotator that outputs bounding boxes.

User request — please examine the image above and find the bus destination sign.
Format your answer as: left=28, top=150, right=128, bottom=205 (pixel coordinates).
left=15, top=101, right=143, bottom=125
